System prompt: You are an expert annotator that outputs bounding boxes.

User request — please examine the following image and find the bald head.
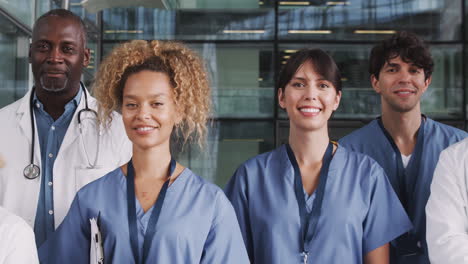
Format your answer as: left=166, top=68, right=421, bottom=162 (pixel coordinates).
left=33, top=9, right=87, bottom=47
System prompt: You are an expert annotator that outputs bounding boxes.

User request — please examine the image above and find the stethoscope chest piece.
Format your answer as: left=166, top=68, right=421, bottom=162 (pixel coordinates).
left=24, top=164, right=40, bottom=179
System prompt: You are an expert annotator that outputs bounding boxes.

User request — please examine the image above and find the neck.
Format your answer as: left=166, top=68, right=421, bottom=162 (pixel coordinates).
left=288, top=125, right=330, bottom=166
left=131, top=142, right=172, bottom=180
left=35, top=83, right=80, bottom=120
left=381, top=105, right=422, bottom=155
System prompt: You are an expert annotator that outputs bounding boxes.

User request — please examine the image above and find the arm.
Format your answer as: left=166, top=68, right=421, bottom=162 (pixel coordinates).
left=224, top=166, right=254, bottom=262
left=200, top=193, right=249, bottom=264
left=364, top=244, right=389, bottom=264
left=426, top=148, right=468, bottom=264
left=362, top=162, right=412, bottom=261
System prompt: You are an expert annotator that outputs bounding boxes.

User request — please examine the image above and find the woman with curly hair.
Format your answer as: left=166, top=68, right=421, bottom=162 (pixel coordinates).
left=39, top=40, right=249, bottom=264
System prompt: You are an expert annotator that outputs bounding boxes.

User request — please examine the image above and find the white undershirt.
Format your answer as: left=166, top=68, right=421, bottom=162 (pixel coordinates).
left=401, top=154, right=412, bottom=168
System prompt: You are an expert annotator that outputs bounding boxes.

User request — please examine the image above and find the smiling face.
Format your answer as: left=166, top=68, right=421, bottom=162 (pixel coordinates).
left=279, top=60, right=341, bottom=133
left=122, top=70, right=181, bottom=151
left=29, top=16, right=89, bottom=93
left=372, top=55, right=431, bottom=113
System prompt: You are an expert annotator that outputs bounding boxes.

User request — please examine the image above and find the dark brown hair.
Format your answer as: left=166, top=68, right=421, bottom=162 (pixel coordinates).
left=278, top=48, right=341, bottom=93
left=369, top=31, right=434, bottom=80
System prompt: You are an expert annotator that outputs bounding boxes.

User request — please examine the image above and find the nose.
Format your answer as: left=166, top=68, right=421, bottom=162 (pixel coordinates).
left=304, top=86, right=318, bottom=101
left=398, top=70, right=412, bottom=83
left=136, top=104, right=151, bottom=120
left=46, top=47, right=64, bottom=64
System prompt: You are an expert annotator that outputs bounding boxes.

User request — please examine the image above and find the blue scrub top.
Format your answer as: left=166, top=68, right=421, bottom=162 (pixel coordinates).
left=39, top=167, right=249, bottom=264
left=225, top=145, right=411, bottom=264
left=339, top=118, right=467, bottom=264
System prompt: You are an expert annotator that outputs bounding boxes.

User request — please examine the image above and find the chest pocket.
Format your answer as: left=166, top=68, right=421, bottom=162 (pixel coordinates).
left=75, top=167, right=111, bottom=191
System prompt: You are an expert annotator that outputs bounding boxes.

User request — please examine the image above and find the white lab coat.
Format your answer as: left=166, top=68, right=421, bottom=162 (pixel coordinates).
left=426, top=137, right=468, bottom=264
left=0, top=206, right=38, bottom=264
left=0, top=87, right=131, bottom=229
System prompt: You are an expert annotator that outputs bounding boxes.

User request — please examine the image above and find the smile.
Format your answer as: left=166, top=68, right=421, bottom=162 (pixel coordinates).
left=300, top=108, right=320, bottom=113
left=135, top=127, right=156, bottom=131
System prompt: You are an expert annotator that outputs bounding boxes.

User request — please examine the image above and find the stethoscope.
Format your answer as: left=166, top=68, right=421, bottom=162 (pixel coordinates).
left=24, top=84, right=101, bottom=179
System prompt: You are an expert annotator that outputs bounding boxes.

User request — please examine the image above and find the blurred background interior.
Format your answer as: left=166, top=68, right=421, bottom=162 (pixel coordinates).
left=0, top=0, right=466, bottom=186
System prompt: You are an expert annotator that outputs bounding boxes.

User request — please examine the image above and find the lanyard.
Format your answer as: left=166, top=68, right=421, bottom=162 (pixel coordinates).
left=286, top=142, right=334, bottom=264
left=126, top=158, right=176, bottom=264
left=377, top=117, right=425, bottom=214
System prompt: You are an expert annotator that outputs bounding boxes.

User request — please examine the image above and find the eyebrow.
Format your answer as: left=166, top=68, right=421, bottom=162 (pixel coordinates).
left=123, top=93, right=168, bottom=100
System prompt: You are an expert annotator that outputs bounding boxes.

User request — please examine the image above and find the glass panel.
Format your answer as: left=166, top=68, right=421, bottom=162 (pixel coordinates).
left=102, top=6, right=274, bottom=41
left=36, top=0, right=63, bottom=20
left=278, top=0, right=462, bottom=41
left=422, top=44, right=463, bottom=118
left=103, top=42, right=275, bottom=118
left=69, top=0, right=98, bottom=25
left=177, top=121, right=275, bottom=187
left=189, top=43, right=275, bottom=118
left=0, top=0, right=34, bottom=26
left=0, top=14, right=30, bottom=107
left=278, top=43, right=463, bottom=119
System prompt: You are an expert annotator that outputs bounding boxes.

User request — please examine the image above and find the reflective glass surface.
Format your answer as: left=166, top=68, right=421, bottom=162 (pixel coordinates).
left=177, top=121, right=275, bottom=187
left=102, top=6, right=274, bottom=41
left=278, top=0, right=462, bottom=41
left=0, top=15, right=30, bottom=108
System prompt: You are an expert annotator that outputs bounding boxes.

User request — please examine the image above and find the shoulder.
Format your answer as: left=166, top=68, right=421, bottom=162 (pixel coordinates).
left=181, top=169, right=234, bottom=215
left=425, top=118, right=468, bottom=140
left=0, top=207, right=34, bottom=240
left=439, top=137, right=468, bottom=163
left=235, top=145, right=286, bottom=174
left=182, top=169, right=228, bottom=200
left=339, top=120, right=380, bottom=146
left=335, top=146, right=384, bottom=179
left=0, top=97, right=23, bottom=119
left=75, top=168, right=123, bottom=198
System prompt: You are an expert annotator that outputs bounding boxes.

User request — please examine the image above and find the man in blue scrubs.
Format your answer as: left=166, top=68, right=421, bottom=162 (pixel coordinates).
left=339, top=31, right=467, bottom=264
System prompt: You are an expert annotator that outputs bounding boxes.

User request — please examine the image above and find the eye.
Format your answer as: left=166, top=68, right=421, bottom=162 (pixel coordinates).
left=35, top=43, right=49, bottom=51
left=386, top=68, right=396, bottom=73
left=125, top=103, right=137, bottom=109
left=62, top=46, right=75, bottom=54
left=151, top=102, right=164, bottom=107
left=319, top=83, right=330, bottom=89
left=410, top=68, right=421, bottom=74
left=291, top=82, right=305, bottom=88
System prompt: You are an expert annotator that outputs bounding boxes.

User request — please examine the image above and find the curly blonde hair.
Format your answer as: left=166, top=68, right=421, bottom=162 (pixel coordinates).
left=93, top=40, right=211, bottom=147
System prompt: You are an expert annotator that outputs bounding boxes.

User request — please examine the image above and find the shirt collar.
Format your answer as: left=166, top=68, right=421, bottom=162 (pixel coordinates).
left=33, top=85, right=83, bottom=112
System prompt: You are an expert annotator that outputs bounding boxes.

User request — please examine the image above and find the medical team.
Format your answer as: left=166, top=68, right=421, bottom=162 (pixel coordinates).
left=0, top=8, right=466, bottom=264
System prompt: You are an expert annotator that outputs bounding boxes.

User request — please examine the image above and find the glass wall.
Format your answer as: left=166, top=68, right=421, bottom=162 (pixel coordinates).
left=0, top=0, right=466, bottom=186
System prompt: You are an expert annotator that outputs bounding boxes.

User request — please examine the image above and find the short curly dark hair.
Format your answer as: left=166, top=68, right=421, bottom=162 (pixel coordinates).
left=369, top=31, right=434, bottom=80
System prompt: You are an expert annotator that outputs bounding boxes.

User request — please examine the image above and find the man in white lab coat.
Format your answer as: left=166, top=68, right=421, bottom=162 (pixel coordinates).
left=0, top=206, right=38, bottom=264
left=426, top=137, right=468, bottom=264
left=0, top=9, right=131, bottom=247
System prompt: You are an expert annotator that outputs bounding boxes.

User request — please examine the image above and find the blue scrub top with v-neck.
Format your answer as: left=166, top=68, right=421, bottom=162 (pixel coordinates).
left=225, top=145, right=412, bottom=264
left=39, top=167, right=249, bottom=264
left=339, top=118, right=467, bottom=264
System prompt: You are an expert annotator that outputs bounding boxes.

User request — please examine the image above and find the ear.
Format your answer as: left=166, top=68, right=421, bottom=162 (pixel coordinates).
left=333, top=90, right=342, bottom=111
left=278, top=88, right=286, bottom=109
left=370, top=74, right=381, bottom=94
left=422, top=75, right=432, bottom=94
left=28, top=44, right=32, bottom=63
left=82, top=48, right=90, bottom=67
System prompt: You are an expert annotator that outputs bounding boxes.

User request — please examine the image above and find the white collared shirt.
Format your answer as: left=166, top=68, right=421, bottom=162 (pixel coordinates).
left=426, top=138, right=468, bottom=264
left=0, top=207, right=38, bottom=264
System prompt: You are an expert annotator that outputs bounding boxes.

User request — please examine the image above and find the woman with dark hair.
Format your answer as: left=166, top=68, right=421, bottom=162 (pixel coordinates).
left=38, top=40, right=248, bottom=263
left=225, top=48, right=411, bottom=264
